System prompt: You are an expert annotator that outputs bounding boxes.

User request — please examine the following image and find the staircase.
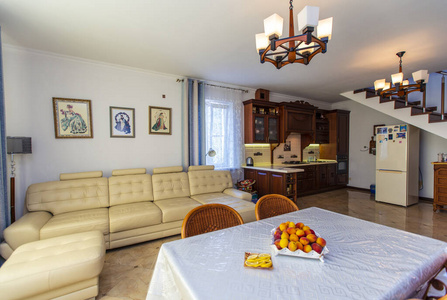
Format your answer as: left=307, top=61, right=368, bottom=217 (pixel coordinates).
left=341, top=89, right=447, bottom=140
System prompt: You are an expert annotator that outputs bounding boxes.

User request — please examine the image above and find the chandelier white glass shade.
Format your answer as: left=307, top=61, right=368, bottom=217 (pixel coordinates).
left=374, top=51, right=429, bottom=98
left=255, top=1, right=333, bottom=69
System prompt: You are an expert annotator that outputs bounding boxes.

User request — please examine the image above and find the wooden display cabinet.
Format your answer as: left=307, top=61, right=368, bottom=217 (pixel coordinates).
left=243, top=169, right=297, bottom=203
left=433, top=163, right=447, bottom=212
left=243, top=99, right=279, bottom=144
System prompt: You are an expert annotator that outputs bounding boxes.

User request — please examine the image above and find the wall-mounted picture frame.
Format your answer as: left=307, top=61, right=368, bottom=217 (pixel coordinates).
left=110, top=106, right=135, bottom=138
left=52, top=97, right=93, bottom=139
left=149, top=106, right=171, bottom=135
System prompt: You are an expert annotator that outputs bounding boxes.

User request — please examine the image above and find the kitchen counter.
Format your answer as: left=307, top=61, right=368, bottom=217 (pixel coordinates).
left=242, top=165, right=304, bottom=173
left=242, top=160, right=337, bottom=173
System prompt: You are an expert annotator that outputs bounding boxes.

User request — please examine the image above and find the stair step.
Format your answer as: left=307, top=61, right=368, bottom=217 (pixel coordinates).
left=354, top=88, right=376, bottom=99
left=394, top=100, right=421, bottom=109
left=429, top=113, right=447, bottom=123
left=380, top=96, right=395, bottom=103
left=411, top=106, right=437, bottom=116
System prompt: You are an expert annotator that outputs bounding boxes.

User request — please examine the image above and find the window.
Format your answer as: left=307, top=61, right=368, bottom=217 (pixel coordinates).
left=203, top=86, right=244, bottom=181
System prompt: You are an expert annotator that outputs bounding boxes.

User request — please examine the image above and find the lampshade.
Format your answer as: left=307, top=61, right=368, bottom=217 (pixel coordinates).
left=298, top=6, right=319, bottom=32
left=255, top=33, right=269, bottom=53
left=264, top=13, right=283, bottom=38
left=206, top=148, right=216, bottom=157
left=412, top=70, right=429, bottom=83
left=402, top=80, right=409, bottom=87
left=391, top=72, right=403, bottom=85
left=374, top=79, right=386, bottom=90
left=317, top=17, right=333, bottom=40
left=7, top=137, right=32, bottom=154
left=383, top=82, right=391, bottom=90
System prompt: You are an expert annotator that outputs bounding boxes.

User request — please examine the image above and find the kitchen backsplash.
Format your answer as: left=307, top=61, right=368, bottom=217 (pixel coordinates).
left=244, top=144, right=271, bottom=165
left=244, top=134, right=305, bottom=165
left=272, top=133, right=301, bottom=164
left=303, top=144, right=320, bottom=162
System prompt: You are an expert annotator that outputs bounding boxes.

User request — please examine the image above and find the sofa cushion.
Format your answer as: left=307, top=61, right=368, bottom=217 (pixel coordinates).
left=108, top=174, right=153, bottom=206
left=152, top=172, right=190, bottom=201
left=26, top=177, right=109, bottom=215
left=111, top=168, right=146, bottom=176
left=153, top=166, right=183, bottom=174
left=190, top=193, right=256, bottom=223
left=60, top=171, right=103, bottom=181
left=0, top=231, right=105, bottom=300
left=109, top=202, right=162, bottom=233
left=188, top=170, right=233, bottom=196
left=188, top=165, right=214, bottom=171
left=154, top=197, right=201, bottom=223
left=40, top=208, right=109, bottom=240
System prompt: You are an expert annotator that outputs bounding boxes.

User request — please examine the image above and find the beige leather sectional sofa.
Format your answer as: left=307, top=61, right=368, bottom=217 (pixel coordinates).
left=0, top=165, right=254, bottom=260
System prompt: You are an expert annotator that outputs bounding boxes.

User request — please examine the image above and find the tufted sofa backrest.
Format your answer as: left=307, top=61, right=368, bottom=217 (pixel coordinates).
left=108, top=169, right=153, bottom=206
left=188, top=170, right=233, bottom=196
left=152, top=171, right=190, bottom=201
left=26, top=171, right=109, bottom=215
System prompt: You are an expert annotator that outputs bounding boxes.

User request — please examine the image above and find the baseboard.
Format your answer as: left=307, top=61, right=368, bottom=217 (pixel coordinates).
left=419, top=196, right=434, bottom=203
left=346, top=186, right=371, bottom=193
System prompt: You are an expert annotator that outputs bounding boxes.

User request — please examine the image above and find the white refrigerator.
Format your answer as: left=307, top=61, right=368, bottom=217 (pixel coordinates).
left=375, top=124, right=420, bottom=206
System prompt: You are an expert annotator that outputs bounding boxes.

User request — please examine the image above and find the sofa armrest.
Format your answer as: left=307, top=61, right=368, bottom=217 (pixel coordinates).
left=3, top=211, right=52, bottom=250
left=223, top=188, right=252, bottom=201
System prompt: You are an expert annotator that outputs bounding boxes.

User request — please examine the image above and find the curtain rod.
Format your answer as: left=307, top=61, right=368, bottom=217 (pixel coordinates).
left=176, top=78, right=249, bottom=93
left=204, top=83, right=249, bottom=93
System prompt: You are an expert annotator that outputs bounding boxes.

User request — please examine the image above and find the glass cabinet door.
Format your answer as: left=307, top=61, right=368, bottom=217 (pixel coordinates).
left=268, top=117, right=278, bottom=143
left=254, top=116, right=266, bottom=142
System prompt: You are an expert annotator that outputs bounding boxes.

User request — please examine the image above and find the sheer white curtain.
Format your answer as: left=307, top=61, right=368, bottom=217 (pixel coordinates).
left=204, top=85, right=244, bottom=183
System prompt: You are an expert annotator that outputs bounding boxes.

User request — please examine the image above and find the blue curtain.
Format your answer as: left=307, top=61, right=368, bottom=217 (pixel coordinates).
left=0, top=27, right=8, bottom=237
left=187, top=79, right=205, bottom=166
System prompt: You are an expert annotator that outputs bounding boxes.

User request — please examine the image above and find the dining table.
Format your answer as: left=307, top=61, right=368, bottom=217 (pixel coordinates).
left=146, top=207, right=447, bottom=300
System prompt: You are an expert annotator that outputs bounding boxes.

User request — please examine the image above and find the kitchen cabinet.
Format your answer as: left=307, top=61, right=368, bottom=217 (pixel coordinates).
left=278, top=101, right=317, bottom=143
left=316, top=164, right=337, bottom=189
left=433, top=163, right=447, bottom=212
left=243, top=169, right=297, bottom=203
left=296, top=166, right=316, bottom=196
left=315, top=116, right=329, bottom=144
left=320, top=110, right=350, bottom=186
left=243, top=99, right=279, bottom=144
left=256, top=170, right=270, bottom=198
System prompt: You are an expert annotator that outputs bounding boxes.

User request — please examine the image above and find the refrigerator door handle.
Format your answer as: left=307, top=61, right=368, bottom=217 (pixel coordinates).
left=378, top=170, right=403, bottom=174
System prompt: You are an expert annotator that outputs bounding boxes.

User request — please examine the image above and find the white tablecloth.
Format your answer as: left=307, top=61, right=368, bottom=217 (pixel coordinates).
left=147, top=207, right=447, bottom=300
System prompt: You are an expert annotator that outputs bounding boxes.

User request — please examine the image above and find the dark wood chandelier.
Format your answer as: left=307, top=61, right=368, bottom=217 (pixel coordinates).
left=374, top=51, right=429, bottom=99
left=255, top=1, right=333, bottom=70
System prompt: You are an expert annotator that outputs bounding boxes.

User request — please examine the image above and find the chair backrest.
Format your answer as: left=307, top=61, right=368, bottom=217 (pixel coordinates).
left=255, top=194, right=299, bottom=221
left=181, top=204, right=244, bottom=238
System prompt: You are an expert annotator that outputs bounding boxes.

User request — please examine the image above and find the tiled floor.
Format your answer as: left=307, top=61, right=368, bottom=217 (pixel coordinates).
left=97, top=188, right=447, bottom=299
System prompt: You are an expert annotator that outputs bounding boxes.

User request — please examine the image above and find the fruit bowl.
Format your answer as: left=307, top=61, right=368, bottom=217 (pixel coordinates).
left=270, top=223, right=329, bottom=262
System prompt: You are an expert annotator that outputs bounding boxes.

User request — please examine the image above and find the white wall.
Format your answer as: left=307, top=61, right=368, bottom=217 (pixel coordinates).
left=332, top=100, right=447, bottom=198
left=4, top=46, right=183, bottom=218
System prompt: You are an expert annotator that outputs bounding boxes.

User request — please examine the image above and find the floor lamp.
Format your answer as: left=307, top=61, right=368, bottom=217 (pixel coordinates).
left=6, top=136, right=32, bottom=223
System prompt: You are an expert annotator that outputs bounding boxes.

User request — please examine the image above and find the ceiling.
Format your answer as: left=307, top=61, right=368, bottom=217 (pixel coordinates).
left=0, top=0, right=446, bottom=103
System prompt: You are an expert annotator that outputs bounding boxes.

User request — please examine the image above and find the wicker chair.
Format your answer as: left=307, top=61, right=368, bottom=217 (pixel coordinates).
left=255, top=194, right=299, bottom=221
left=181, top=204, right=244, bottom=238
